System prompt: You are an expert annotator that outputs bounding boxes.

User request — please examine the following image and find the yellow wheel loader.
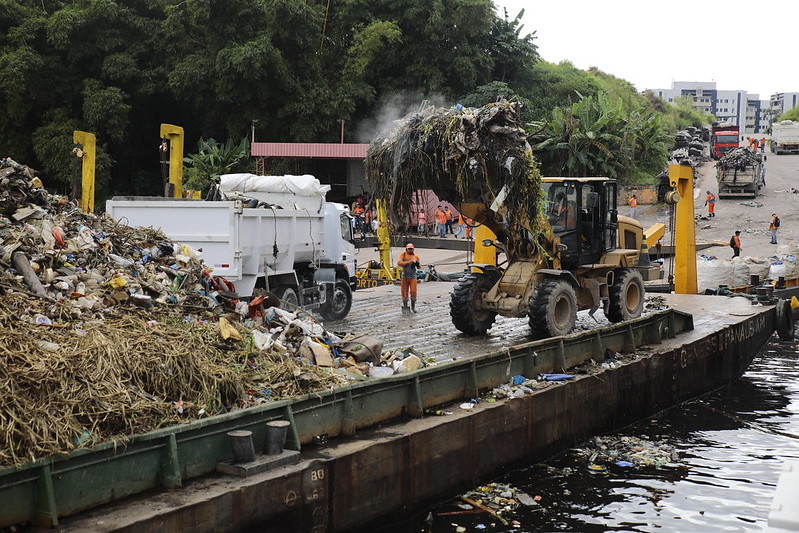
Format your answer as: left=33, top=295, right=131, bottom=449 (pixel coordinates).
left=450, top=177, right=660, bottom=338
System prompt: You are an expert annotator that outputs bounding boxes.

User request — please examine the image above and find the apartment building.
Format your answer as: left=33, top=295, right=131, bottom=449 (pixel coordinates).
left=649, top=81, right=770, bottom=134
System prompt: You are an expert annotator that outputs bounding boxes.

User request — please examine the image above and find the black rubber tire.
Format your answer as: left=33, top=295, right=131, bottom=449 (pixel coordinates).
left=776, top=299, right=795, bottom=341
left=606, top=269, right=645, bottom=323
left=450, top=271, right=498, bottom=334
left=528, top=278, right=577, bottom=339
left=320, top=278, right=352, bottom=321
left=272, top=285, right=300, bottom=311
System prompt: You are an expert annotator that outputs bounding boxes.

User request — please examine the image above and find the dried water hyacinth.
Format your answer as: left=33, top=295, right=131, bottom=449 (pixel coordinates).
left=0, top=295, right=354, bottom=466
left=365, top=99, right=544, bottom=254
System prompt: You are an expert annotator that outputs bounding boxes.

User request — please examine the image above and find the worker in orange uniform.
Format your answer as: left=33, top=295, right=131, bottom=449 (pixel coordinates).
left=628, top=194, right=637, bottom=218
left=436, top=208, right=448, bottom=238
left=397, top=243, right=421, bottom=313
left=704, top=190, right=716, bottom=217
left=465, top=217, right=474, bottom=239
left=730, top=230, right=741, bottom=258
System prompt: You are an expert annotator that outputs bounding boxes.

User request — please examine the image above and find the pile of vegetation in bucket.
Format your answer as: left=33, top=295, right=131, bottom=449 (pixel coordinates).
left=365, top=100, right=544, bottom=254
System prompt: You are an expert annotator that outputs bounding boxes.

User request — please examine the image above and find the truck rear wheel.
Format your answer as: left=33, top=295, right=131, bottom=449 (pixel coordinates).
left=450, top=272, right=498, bottom=334
left=605, top=269, right=644, bottom=323
left=528, top=278, right=577, bottom=339
left=320, top=278, right=352, bottom=321
left=272, top=285, right=300, bottom=311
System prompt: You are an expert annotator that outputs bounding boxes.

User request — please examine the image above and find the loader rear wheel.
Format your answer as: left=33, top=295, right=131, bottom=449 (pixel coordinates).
left=450, top=272, right=498, bottom=334
left=320, top=278, right=352, bottom=321
left=606, top=269, right=644, bottom=323
left=273, top=285, right=300, bottom=311
left=528, top=278, right=577, bottom=339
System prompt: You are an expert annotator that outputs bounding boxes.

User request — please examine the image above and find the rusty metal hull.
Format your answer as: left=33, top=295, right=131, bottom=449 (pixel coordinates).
left=54, top=295, right=776, bottom=532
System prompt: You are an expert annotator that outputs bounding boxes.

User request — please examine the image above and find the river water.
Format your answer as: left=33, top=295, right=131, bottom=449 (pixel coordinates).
left=390, top=334, right=799, bottom=532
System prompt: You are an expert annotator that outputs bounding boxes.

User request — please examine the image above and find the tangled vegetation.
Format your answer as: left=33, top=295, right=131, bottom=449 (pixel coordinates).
left=366, top=99, right=543, bottom=254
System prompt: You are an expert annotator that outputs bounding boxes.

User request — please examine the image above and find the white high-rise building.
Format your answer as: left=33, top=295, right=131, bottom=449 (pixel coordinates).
left=648, top=81, right=769, bottom=134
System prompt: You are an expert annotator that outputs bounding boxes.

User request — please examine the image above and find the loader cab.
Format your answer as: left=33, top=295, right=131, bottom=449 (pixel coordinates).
left=543, top=178, right=618, bottom=269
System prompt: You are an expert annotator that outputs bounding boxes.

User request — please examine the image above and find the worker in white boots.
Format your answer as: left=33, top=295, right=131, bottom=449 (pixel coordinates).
left=398, top=243, right=421, bottom=314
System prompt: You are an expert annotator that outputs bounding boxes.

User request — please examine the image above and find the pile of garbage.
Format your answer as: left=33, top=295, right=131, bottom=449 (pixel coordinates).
left=454, top=482, right=542, bottom=528
left=0, top=158, right=414, bottom=466
left=696, top=244, right=799, bottom=293
left=571, top=435, right=680, bottom=471
left=716, top=147, right=759, bottom=171
left=365, top=100, right=543, bottom=255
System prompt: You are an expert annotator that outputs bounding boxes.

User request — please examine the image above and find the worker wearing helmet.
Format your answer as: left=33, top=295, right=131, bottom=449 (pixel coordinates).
left=704, top=191, right=716, bottom=217
left=398, top=243, right=421, bottom=313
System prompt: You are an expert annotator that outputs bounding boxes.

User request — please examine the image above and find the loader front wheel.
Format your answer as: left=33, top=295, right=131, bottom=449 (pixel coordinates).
left=450, top=272, right=498, bottom=334
left=606, top=269, right=644, bottom=323
left=528, top=278, right=577, bottom=339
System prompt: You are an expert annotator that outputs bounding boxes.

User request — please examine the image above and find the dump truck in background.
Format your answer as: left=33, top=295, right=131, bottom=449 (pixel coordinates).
left=106, top=174, right=357, bottom=321
left=771, top=120, right=799, bottom=154
left=711, top=122, right=740, bottom=159
left=715, top=147, right=764, bottom=199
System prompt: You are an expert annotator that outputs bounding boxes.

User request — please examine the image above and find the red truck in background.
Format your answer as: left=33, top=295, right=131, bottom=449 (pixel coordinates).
left=711, top=123, right=740, bottom=159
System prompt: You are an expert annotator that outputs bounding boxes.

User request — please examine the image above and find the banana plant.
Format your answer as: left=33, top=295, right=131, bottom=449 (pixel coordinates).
left=183, top=137, right=250, bottom=192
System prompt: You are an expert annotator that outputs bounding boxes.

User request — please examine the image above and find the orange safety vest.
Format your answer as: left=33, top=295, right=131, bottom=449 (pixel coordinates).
left=628, top=197, right=637, bottom=208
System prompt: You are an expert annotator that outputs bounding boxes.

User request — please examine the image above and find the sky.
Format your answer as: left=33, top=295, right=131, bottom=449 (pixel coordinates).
left=494, top=0, right=799, bottom=99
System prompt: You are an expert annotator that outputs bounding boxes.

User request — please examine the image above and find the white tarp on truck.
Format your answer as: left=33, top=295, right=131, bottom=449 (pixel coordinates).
left=220, top=174, right=330, bottom=211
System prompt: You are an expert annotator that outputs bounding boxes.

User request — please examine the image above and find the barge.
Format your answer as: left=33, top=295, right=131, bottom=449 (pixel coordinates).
left=0, top=294, right=787, bottom=531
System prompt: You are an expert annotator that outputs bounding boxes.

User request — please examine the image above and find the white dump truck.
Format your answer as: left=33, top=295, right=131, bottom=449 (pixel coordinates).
left=771, top=120, right=799, bottom=154
left=106, top=174, right=356, bottom=321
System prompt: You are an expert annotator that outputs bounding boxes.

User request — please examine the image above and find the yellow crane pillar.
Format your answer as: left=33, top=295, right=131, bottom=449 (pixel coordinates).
left=160, top=124, right=184, bottom=198
left=73, top=131, right=95, bottom=213
left=669, top=163, right=697, bottom=294
left=375, top=199, right=397, bottom=280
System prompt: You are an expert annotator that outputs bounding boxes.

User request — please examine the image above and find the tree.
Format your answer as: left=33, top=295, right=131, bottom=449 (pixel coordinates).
left=183, top=137, right=251, bottom=193
left=529, top=92, right=669, bottom=184
left=779, top=107, right=799, bottom=122
left=489, top=8, right=538, bottom=84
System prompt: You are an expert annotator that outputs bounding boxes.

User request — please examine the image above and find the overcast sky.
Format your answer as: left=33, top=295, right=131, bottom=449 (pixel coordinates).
left=494, top=0, right=798, bottom=99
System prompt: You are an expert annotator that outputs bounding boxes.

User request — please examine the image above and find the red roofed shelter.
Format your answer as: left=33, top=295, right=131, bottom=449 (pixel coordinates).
left=251, top=142, right=368, bottom=202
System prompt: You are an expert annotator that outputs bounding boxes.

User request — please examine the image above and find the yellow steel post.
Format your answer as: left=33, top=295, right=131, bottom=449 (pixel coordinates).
left=669, top=163, right=697, bottom=294
left=375, top=199, right=396, bottom=280
left=160, top=124, right=184, bottom=198
left=73, top=131, right=95, bottom=213
left=472, top=224, right=497, bottom=270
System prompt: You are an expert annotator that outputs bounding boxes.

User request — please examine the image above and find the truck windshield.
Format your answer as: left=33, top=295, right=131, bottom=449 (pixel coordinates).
left=716, top=135, right=738, bottom=143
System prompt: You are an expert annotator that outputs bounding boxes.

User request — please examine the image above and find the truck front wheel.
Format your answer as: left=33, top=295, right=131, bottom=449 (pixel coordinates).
left=450, top=272, right=498, bottom=334
left=272, top=285, right=300, bottom=311
left=528, top=278, right=577, bottom=339
left=320, top=278, right=353, bottom=321
left=605, top=269, right=644, bottom=323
